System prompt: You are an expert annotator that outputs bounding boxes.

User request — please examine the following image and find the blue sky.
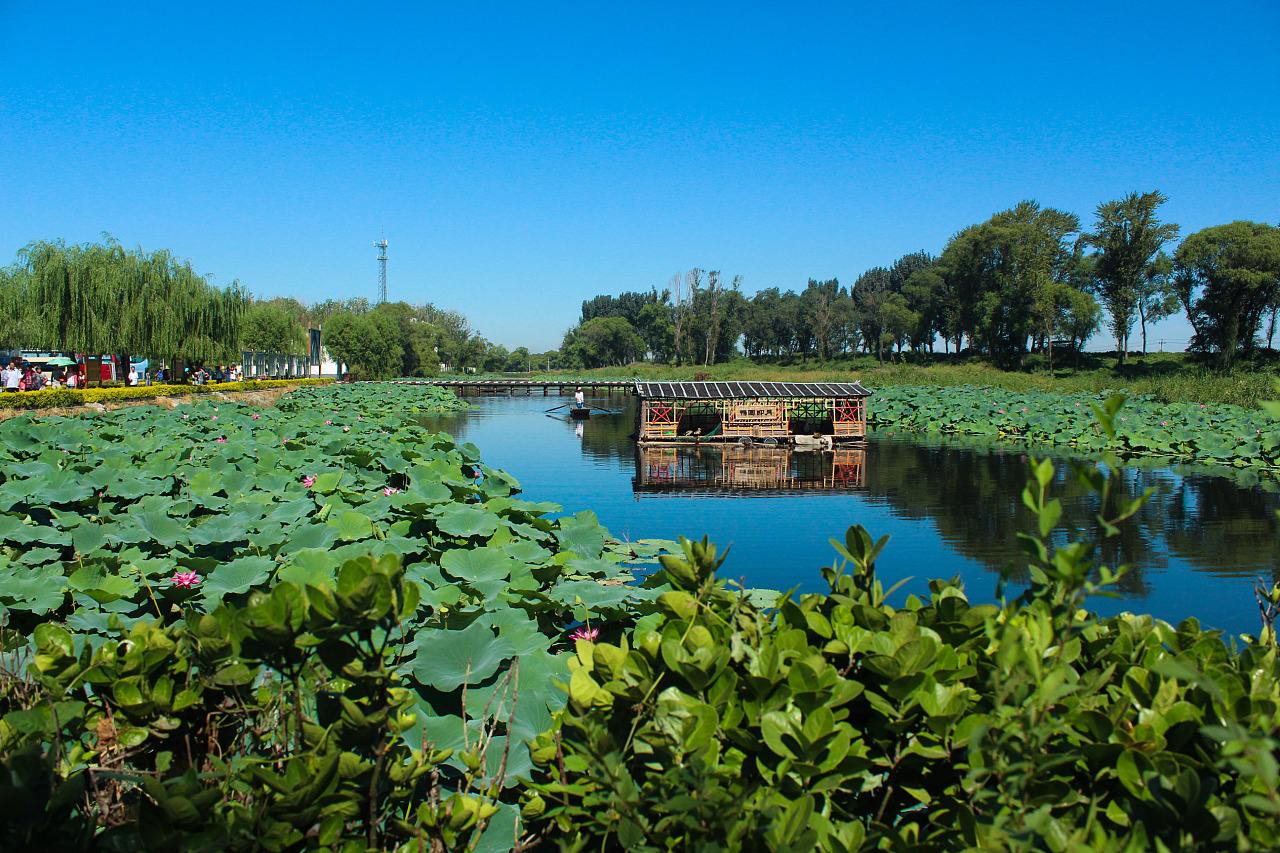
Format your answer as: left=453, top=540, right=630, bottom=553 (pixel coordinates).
left=1, top=1, right=1277, bottom=352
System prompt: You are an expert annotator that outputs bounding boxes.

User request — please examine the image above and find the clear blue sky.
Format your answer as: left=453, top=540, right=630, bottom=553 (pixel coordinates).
left=2, top=1, right=1277, bottom=352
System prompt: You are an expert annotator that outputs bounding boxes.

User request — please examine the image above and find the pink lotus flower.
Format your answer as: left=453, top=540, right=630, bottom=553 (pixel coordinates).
left=569, top=626, right=599, bottom=642
left=1161, top=421, right=1169, bottom=427
left=171, top=570, right=201, bottom=588
left=325, top=419, right=333, bottom=425
left=215, top=437, right=226, bottom=444
left=211, top=415, right=217, bottom=421
left=302, top=475, right=316, bottom=488
left=251, top=413, right=260, bottom=420
left=383, top=487, right=400, bottom=496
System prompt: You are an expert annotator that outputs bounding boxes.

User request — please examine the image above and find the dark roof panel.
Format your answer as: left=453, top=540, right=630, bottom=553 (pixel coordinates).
left=634, top=380, right=870, bottom=399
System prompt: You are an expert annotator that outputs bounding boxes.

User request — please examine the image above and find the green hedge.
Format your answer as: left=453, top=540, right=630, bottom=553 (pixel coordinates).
left=0, top=378, right=333, bottom=410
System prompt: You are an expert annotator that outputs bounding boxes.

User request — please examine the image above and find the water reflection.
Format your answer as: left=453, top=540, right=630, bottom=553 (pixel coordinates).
left=423, top=393, right=1280, bottom=634
left=634, top=445, right=866, bottom=495
left=861, top=437, right=1280, bottom=592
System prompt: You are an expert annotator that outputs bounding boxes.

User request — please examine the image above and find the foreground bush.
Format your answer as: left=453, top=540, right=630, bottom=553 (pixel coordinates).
left=1, top=555, right=506, bottom=850
left=526, top=404, right=1280, bottom=850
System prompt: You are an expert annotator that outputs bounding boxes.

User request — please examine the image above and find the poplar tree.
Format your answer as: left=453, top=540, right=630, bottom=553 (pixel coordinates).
left=1081, top=191, right=1180, bottom=364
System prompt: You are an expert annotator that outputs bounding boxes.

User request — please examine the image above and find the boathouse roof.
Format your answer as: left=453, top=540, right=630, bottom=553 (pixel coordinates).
left=634, top=380, right=871, bottom=399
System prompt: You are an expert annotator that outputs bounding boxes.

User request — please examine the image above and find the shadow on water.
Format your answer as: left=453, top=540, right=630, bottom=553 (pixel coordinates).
left=424, top=392, right=1280, bottom=636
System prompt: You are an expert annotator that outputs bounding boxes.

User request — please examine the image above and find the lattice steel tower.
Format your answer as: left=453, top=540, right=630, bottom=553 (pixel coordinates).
left=373, top=238, right=388, bottom=303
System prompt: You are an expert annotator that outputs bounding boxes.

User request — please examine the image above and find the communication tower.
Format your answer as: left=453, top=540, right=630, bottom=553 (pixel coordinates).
left=374, top=238, right=388, bottom=303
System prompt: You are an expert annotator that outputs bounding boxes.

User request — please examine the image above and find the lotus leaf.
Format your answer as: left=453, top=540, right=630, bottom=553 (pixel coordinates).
left=411, top=621, right=517, bottom=691
left=200, top=555, right=275, bottom=607
left=434, top=504, right=500, bottom=539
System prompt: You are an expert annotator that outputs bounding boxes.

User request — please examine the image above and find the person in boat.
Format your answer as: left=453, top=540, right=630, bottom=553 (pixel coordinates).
left=573, top=387, right=585, bottom=410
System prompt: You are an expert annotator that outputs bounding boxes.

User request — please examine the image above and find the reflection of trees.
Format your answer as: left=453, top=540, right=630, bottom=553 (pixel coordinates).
left=1161, top=474, right=1280, bottom=583
left=578, top=400, right=639, bottom=464
left=862, top=436, right=1280, bottom=593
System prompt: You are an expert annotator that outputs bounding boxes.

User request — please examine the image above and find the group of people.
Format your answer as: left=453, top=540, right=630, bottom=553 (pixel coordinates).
left=188, top=364, right=242, bottom=385
left=2, top=357, right=248, bottom=392
left=123, top=364, right=241, bottom=386
left=2, top=360, right=68, bottom=392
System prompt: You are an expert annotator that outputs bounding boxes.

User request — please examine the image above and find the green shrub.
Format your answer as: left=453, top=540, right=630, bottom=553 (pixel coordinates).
left=1, top=555, right=505, bottom=850
left=0, top=388, right=84, bottom=409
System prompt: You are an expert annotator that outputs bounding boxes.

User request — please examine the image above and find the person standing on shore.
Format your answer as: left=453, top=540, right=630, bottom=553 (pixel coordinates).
left=2, top=362, right=20, bottom=392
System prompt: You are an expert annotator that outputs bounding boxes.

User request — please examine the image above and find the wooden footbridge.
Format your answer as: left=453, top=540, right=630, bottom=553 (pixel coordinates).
left=392, top=378, right=633, bottom=395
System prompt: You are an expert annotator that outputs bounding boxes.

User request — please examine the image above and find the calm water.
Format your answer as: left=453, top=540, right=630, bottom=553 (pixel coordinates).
left=428, top=392, right=1280, bottom=637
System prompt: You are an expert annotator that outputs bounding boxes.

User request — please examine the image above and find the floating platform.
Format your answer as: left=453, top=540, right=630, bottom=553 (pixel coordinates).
left=635, top=381, right=870, bottom=445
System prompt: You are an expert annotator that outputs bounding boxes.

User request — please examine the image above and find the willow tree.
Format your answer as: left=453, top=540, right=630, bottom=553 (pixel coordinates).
left=4, top=238, right=247, bottom=368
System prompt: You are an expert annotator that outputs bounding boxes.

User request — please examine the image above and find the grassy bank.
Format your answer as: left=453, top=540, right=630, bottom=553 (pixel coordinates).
left=520, top=352, right=1278, bottom=408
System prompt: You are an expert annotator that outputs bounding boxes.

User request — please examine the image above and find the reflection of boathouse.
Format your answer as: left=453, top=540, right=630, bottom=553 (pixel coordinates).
left=635, top=381, right=870, bottom=444
left=634, top=444, right=866, bottom=495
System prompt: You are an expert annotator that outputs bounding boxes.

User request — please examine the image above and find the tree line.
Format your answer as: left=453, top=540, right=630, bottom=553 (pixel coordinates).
left=250, top=297, right=544, bottom=380
left=559, top=193, right=1280, bottom=369
left=0, top=238, right=517, bottom=380
left=0, top=238, right=248, bottom=366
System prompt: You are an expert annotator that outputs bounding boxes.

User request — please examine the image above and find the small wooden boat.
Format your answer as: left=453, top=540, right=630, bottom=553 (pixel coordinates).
left=569, top=407, right=592, bottom=420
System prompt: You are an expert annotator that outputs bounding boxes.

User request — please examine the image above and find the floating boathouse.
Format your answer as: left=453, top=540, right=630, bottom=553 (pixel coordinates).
left=634, top=380, right=870, bottom=444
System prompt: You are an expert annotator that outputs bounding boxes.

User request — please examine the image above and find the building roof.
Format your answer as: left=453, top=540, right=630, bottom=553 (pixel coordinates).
left=634, top=380, right=870, bottom=399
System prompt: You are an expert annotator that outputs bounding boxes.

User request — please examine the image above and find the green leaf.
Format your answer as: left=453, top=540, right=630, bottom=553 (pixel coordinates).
left=67, top=566, right=138, bottom=603
left=135, top=509, right=185, bottom=547
left=201, top=555, right=274, bottom=607
left=434, top=504, right=500, bottom=539
left=411, top=621, right=516, bottom=692
left=330, top=510, right=374, bottom=542
left=311, top=471, right=343, bottom=494
left=555, top=511, right=607, bottom=557
left=440, top=547, right=515, bottom=588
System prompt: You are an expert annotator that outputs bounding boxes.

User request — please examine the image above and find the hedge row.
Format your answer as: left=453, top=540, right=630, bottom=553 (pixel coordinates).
left=0, top=378, right=334, bottom=410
